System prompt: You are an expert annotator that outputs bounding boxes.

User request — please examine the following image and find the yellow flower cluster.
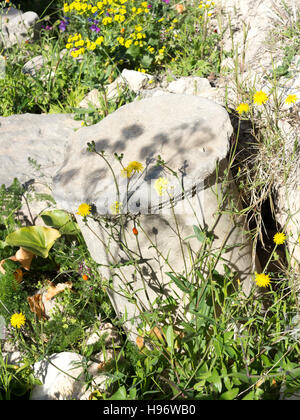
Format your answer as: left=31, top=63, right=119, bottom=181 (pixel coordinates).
left=63, top=0, right=156, bottom=58
left=199, top=0, right=215, bottom=16
left=64, top=0, right=149, bottom=19
left=66, top=33, right=104, bottom=57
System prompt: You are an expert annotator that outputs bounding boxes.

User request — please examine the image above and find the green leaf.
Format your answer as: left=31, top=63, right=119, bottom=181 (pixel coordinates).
left=165, top=272, right=190, bottom=293
left=220, top=388, right=239, bottom=400
left=34, top=193, right=56, bottom=204
left=125, top=44, right=141, bottom=59
left=140, top=54, right=153, bottom=69
left=193, top=225, right=206, bottom=243
left=40, top=209, right=79, bottom=235
left=109, top=385, right=127, bottom=400
left=208, top=368, right=222, bottom=393
left=5, top=226, right=61, bottom=258
left=0, top=240, right=9, bottom=249
left=165, top=325, right=174, bottom=352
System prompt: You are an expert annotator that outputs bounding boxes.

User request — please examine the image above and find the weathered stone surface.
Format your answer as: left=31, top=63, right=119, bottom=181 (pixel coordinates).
left=167, top=77, right=211, bottom=95
left=30, top=352, right=109, bottom=400
left=78, top=69, right=155, bottom=108
left=53, top=94, right=257, bottom=340
left=53, top=95, right=232, bottom=214
left=0, top=7, right=40, bottom=49
left=79, top=88, right=102, bottom=109
left=121, top=68, right=154, bottom=92
left=0, top=113, right=82, bottom=188
left=85, top=323, right=121, bottom=348
left=274, top=120, right=300, bottom=270
left=1, top=351, right=23, bottom=365
left=22, top=55, right=45, bottom=76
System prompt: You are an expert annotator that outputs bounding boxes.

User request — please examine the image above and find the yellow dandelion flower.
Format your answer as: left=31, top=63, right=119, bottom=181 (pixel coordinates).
left=255, top=273, right=271, bottom=288
left=236, top=103, right=249, bottom=114
left=76, top=203, right=91, bottom=217
left=10, top=313, right=26, bottom=328
left=253, top=90, right=269, bottom=105
left=127, top=161, right=144, bottom=174
left=285, top=94, right=298, bottom=105
left=121, top=161, right=144, bottom=177
left=273, top=232, right=286, bottom=245
left=154, top=177, right=169, bottom=196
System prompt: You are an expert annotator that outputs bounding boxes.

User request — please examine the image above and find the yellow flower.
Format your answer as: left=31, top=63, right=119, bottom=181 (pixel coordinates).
left=10, top=313, right=26, bottom=328
left=76, top=203, right=91, bottom=217
left=117, top=36, right=125, bottom=45
left=255, top=273, right=271, bottom=288
left=285, top=94, right=298, bottom=105
left=121, top=161, right=144, bottom=177
left=110, top=201, right=122, bottom=215
left=95, top=36, right=104, bottom=45
left=125, top=39, right=133, bottom=48
left=154, top=177, right=169, bottom=196
left=253, top=90, right=269, bottom=105
left=236, top=103, right=249, bottom=114
left=127, top=161, right=144, bottom=174
left=273, top=232, right=286, bottom=245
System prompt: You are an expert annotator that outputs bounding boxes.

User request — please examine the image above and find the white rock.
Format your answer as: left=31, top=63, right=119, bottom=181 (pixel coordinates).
left=31, top=352, right=109, bottom=400
left=0, top=7, right=39, bottom=49
left=85, top=323, right=121, bottom=347
left=22, top=55, right=44, bottom=77
left=0, top=113, right=82, bottom=188
left=79, top=88, right=102, bottom=109
left=167, top=77, right=212, bottom=95
left=121, top=68, right=154, bottom=92
left=1, top=351, right=23, bottom=365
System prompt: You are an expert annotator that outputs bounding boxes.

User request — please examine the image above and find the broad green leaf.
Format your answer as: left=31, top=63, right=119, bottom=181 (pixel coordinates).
left=40, top=209, right=79, bottom=235
left=125, top=44, right=140, bottom=59
left=140, top=54, right=153, bottom=69
left=109, top=385, right=127, bottom=400
left=220, top=388, right=239, bottom=400
left=5, top=226, right=61, bottom=258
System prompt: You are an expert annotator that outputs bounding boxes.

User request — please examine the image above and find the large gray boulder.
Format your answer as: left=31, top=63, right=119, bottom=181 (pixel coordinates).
left=53, top=95, right=232, bottom=214
left=52, top=95, right=258, bottom=340
left=0, top=113, right=82, bottom=188
left=0, top=113, right=82, bottom=225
